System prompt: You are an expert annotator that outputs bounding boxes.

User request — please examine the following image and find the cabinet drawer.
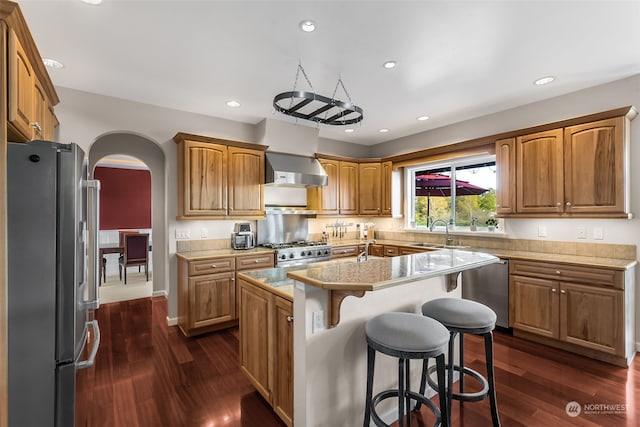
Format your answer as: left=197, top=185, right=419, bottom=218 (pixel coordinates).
left=331, top=245, right=359, bottom=258
left=510, top=260, right=623, bottom=289
left=236, top=253, right=275, bottom=271
left=188, top=257, right=235, bottom=276
left=383, top=245, right=400, bottom=257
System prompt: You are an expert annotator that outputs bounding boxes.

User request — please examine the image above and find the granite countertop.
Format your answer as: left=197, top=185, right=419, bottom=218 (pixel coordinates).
left=331, top=239, right=636, bottom=270
left=237, top=265, right=310, bottom=301
left=176, top=246, right=274, bottom=260
left=287, top=249, right=498, bottom=291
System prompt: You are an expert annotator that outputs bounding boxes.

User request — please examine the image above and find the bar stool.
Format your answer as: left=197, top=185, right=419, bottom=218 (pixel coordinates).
left=420, top=298, right=501, bottom=427
left=364, top=312, right=450, bottom=427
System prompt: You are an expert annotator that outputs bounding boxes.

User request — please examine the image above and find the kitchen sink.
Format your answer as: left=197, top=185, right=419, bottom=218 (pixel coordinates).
left=410, top=242, right=470, bottom=249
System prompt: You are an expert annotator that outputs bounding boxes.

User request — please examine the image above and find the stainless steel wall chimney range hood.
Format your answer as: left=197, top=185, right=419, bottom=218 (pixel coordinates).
left=264, top=152, right=328, bottom=187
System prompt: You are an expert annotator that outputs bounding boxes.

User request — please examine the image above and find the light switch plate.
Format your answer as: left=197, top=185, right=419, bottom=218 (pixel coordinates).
left=577, top=227, right=586, bottom=239
left=538, top=226, right=547, bottom=237
left=201, top=228, right=209, bottom=238
left=593, top=227, right=604, bottom=240
left=175, top=229, right=191, bottom=239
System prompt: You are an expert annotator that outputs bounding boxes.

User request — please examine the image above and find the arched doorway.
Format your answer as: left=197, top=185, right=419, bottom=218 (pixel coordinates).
left=88, top=132, right=167, bottom=300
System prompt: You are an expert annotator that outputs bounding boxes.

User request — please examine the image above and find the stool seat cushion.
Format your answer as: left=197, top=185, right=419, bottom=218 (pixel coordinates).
left=366, top=312, right=449, bottom=354
left=422, top=298, right=497, bottom=331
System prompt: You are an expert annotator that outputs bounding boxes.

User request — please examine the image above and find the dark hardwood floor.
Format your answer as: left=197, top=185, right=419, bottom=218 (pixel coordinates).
left=78, top=297, right=639, bottom=427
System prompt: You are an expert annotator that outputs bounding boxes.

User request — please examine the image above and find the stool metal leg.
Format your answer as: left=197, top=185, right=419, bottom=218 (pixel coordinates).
left=416, top=358, right=429, bottom=411
left=447, top=332, right=455, bottom=422
left=398, top=358, right=406, bottom=427
left=459, top=332, right=465, bottom=404
left=364, top=345, right=376, bottom=427
left=484, top=332, right=501, bottom=427
left=435, top=353, right=449, bottom=427
left=405, top=359, right=411, bottom=427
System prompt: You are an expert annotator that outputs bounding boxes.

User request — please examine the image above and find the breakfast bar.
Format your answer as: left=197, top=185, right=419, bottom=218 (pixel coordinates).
left=238, top=249, right=497, bottom=427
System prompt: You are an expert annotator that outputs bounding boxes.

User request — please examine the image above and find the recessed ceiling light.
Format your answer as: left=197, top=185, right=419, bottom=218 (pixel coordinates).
left=378, top=128, right=389, bottom=133
left=80, top=0, right=103, bottom=5
left=42, top=58, right=64, bottom=69
left=225, top=100, right=241, bottom=108
left=383, top=61, right=397, bottom=69
left=344, top=128, right=355, bottom=133
left=534, top=76, right=555, bottom=85
left=299, top=20, right=316, bottom=32
left=417, top=115, right=430, bottom=121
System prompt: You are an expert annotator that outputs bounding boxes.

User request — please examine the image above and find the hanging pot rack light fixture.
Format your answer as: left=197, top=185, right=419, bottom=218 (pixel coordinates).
left=273, top=62, right=364, bottom=126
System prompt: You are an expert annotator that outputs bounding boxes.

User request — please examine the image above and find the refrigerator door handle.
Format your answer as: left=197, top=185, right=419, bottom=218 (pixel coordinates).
left=77, top=320, right=100, bottom=370
left=85, top=179, right=101, bottom=309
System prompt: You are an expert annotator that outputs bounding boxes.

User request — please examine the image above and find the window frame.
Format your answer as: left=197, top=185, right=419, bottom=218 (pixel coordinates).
left=405, top=154, right=500, bottom=231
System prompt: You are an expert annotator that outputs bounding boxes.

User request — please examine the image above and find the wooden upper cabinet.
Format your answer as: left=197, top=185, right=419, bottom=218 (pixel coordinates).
left=228, top=147, right=264, bottom=216
left=181, top=141, right=228, bottom=217
left=5, top=16, right=59, bottom=142
left=381, top=161, right=393, bottom=216
left=174, top=133, right=267, bottom=219
left=516, top=128, right=564, bottom=213
left=8, top=28, right=35, bottom=140
left=358, top=162, right=381, bottom=215
left=563, top=117, right=625, bottom=214
left=339, top=161, right=359, bottom=215
left=495, top=138, right=516, bottom=214
left=308, top=158, right=339, bottom=214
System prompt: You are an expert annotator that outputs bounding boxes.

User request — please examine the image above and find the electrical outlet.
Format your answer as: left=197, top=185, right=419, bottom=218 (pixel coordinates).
left=312, top=311, right=325, bottom=333
left=201, top=228, right=208, bottom=238
left=593, top=227, right=604, bottom=240
left=576, top=227, right=586, bottom=239
left=538, top=226, right=547, bottom=237
left=175, top=229, right=191, bottom=239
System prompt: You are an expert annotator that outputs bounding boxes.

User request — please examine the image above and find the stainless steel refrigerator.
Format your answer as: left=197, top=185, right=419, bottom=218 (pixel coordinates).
left=7, top=140, right=101, bottom=427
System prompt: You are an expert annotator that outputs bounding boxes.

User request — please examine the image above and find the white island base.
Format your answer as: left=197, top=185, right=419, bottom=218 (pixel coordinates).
left=293, top=274, right=462, bottom=427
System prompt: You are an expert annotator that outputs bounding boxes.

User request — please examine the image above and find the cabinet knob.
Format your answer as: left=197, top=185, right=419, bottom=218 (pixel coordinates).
left=566, top=202, right=572, bottom=207
left=552, top=288, right=557, bottom=293
left=31, top=122, right=42, bottom=132
left=560, top=289, right=566, bottom=294
left=286, top=316, right=294, bottom=322
left=211, top=264, right=217, bottom=268
left=555, top=270, right=561, bottom=275
left=496, top=204, right=501, bottom=208
left=556, top=202, right=562, bottom=207
left=255, top=259, right=259, bottom=263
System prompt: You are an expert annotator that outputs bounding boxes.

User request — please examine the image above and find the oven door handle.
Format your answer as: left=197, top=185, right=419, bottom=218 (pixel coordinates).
left=77, top=320, right=101, bottom=370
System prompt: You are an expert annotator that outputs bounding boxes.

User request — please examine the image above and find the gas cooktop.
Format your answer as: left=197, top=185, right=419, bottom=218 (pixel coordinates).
left=260, top=241, right=328, bottom=250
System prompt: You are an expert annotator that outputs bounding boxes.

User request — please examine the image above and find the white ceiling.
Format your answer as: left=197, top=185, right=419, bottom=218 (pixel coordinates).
left=19, top=0, right=640, bottom=146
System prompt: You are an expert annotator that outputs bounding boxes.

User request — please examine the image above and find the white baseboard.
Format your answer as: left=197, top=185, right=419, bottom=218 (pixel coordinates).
left=152, top=289, right=167, bottom=298
left=167, top=316, right=178, bottom=326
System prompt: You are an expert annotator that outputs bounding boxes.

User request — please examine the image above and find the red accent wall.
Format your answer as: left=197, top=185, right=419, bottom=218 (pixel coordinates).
left=94, top=166, right=151, bottom=230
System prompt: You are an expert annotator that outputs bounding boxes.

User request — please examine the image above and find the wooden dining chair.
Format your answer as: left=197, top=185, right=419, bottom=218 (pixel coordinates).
left=119, top=233, right=149, bottom=284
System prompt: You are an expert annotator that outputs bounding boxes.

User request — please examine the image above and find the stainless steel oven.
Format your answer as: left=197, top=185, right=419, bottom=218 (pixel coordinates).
left=261, top=241, right=332, bottom=267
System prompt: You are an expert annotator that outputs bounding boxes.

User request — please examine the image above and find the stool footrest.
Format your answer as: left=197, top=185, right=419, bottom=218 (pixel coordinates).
left=426, top=364, right=489, bottom=402
left=370, top=388, right=441, bottom=427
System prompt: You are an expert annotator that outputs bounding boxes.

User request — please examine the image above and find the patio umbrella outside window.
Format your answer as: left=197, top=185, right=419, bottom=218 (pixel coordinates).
left=415, top=173, right=489, bottom=223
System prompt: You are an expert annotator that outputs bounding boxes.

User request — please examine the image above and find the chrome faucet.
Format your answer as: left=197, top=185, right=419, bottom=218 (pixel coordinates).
left=429, top=219, right=453, bottom=246
left=357, top=239, right=377, bottom=262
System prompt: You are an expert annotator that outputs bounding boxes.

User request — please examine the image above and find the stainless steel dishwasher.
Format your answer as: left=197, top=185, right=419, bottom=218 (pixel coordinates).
left=461, top=259, right=509, bottom=329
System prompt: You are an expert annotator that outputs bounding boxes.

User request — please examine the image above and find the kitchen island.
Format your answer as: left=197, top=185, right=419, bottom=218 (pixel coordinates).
left=238, top=249, right=498, bottom=427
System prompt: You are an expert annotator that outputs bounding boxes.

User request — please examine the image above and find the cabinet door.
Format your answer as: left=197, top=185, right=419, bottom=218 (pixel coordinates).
left=188, top=271, right=235, bottom=329
left=560, top=282, right=624, bottom=356
left=308, top=159, right=339, bottom=214
left=381, top=161, right=393, bottom=216
left=358, top=162, right=381, bottom=215
left=239, top=280, right=272, bottom=402
left=495, top=138, right=516, bottom=214
left=273, top=296, right=294, bottom=427
left=228, top=147, right=264, bottom=216
left=182, top=141, right=227, bottom=216
left=383, top=245, right=400, bottom=257
left=33, top=79, right=47, bottom=140
left=516, top=129, right=564, bottom=213
left=564, top=117, right=625, bottom=214
left=8, top=28, right=35, bottom=141
left=339, top=161, right=359, bottom=215
left=44, top=105, right=58, bottom=141
left=510, top=275, right=559, bottom=338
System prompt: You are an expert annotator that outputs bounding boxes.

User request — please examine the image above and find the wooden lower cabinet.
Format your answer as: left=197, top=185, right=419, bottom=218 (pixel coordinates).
left=509, top=260, right=630, bottom=366
left=331, top=245, right=359, bottom=259
left=239, top=278, right=293, bottom=426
